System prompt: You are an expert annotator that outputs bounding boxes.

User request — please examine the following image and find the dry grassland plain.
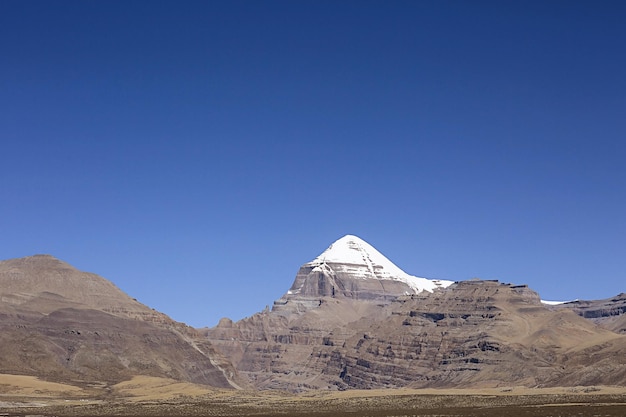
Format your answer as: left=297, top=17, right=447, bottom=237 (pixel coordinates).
left=1, top=375, right=626, bottom=416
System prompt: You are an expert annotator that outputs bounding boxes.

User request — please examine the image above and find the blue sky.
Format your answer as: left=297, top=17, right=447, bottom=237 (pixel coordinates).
left=2, top=1, right=625, bottom=327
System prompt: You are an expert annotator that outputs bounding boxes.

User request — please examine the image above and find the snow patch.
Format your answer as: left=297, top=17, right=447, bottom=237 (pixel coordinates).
left=541, top=299, right=576, bottom=305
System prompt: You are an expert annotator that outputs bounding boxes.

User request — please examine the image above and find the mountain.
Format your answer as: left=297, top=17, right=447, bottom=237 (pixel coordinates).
left=206, top=234, right=452, bottom=390
left=3, top=237, right=625, bottom=393
left=273, top=235, right=453, bottom=313
left=549, top=293, right=626, bottom=334
left=0, top=255, right=240, bottom=388
left=312, top=281, right=626, bottom=389
left=296, top=234, right=453, bottom=294
left=206, top=235, right=626, bottom=391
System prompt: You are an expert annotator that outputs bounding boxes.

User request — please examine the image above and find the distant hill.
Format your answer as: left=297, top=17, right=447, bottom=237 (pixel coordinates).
left=549, top=293, right=626, bottom=334
left=0, top=254, right=241, bottom=389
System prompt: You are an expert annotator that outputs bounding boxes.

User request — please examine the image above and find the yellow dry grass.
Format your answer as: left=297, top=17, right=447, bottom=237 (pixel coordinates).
left=111, top=379, right=626, bottom=403
left=2, top=372, right=626, bottom=406
left=0, top=373, right=83, bottom=397
left=112, top=376, right=218, bottom=401
left=309, top=385, right=626, bottom=400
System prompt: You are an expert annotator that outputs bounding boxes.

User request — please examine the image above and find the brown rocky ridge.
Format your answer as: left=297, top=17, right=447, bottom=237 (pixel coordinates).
left=0, top=254, right=241, bottom=389
left=550, top=292, right=626, bottom=334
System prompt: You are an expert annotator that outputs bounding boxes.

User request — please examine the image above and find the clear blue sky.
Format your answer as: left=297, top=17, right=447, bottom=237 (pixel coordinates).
left=2, top=1, right=625, bottom=327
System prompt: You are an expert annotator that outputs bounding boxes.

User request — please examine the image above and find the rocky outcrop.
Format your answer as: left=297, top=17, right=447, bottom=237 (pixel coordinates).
left=308, top=281, right=626, bottom=389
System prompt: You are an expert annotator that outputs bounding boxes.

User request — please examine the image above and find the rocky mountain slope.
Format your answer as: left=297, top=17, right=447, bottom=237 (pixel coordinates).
left=0, top=255, right=240, bottom=388
left=206, top=235, right=626, bottom=391
left=550, top=293, right=626, bottom=334
left=2, top=236, right=624, bottom=393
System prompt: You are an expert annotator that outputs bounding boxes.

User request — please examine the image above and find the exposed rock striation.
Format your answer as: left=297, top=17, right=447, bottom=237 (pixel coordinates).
left=206, top=236, right=626, bottom=391
left=3, top=237, right=625, bottom=392
left=272, top=235, right=453, bottom=315
left=551, top=293, right=626, bottom=334
left=310, top=281, right=626, bottom=389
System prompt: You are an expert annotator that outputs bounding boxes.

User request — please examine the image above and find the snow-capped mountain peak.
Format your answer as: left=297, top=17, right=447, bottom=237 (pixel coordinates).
left=305, top=235, right=453, bottom=294
left=311, top=235, right=406, bottom=276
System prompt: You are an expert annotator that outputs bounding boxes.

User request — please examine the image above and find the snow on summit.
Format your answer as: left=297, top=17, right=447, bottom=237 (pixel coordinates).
left=308, top=235, right=453, bottom=294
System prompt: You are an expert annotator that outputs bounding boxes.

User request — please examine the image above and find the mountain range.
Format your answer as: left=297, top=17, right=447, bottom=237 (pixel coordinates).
left=1, top=235, right=625, bottom=392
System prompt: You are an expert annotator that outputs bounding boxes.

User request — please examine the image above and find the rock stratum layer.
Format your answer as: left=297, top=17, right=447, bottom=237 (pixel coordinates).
left=2, top=235, right=625, bottom=392
left=551, top=293, right=626, bottom=334
left=206, top=236, right=626, bottom=391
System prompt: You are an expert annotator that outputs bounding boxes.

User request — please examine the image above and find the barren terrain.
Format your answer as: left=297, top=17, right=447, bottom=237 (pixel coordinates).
left=1, top=374, right=626, bottom=417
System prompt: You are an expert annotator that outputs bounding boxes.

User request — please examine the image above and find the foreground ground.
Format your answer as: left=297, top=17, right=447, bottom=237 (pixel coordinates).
left=1, top=374, right=626, bottom=416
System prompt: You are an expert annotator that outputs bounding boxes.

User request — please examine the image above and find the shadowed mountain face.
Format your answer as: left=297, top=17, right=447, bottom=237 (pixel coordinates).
left=206, top=237, right=626, bottom=391
left=0, top=255, right=239, bottom=388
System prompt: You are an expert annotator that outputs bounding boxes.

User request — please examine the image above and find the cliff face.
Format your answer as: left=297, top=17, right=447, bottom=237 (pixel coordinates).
left=308, top=281, right=626, bottom=389
left=0, top=255, right=240, bottom=388
left=208, top=279, right=626, bottom=391
left=279, top=261, right=439, bottom=302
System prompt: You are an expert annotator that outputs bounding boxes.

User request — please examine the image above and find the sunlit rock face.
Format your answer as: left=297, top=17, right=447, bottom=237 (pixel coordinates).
left=206, top=236, right=626, bottom=392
